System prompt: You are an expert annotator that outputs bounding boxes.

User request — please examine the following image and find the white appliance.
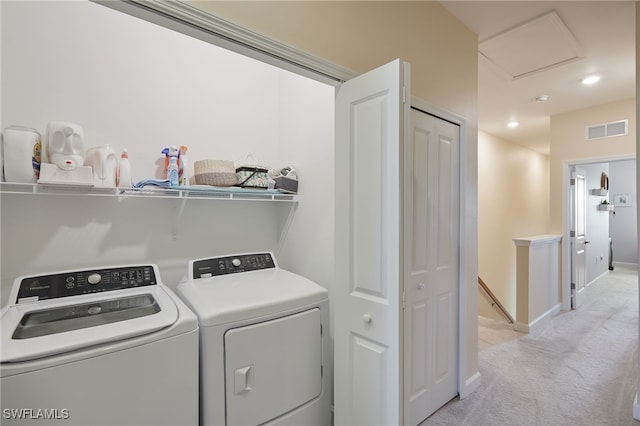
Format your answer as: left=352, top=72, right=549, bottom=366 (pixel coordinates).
left=1, top=264, right=199, bottom=426
left=176, top=252, right=330, bottom=426
left=38, top=121, right=93, bottom=186
left=84, top=145, right=117, bottom=187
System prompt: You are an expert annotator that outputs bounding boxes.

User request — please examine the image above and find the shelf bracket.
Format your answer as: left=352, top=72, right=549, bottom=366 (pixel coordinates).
left=275, top=201, right=298, bottom=257
left=171, top=192, right=189, bottom=238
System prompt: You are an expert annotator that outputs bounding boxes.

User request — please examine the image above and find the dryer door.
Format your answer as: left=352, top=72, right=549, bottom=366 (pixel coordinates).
left=224, top=308, right=322, bottom=425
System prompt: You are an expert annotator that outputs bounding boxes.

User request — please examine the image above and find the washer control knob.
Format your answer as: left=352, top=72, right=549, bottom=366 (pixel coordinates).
left=88, top=273, right=102, bottom=285
left=232, top=258, right=242, bottom=267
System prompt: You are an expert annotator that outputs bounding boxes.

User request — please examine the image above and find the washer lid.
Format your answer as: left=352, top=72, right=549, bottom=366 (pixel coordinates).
left=0, top=286, right=178, bottom=363
left=176, top=268, right=328, bottom=327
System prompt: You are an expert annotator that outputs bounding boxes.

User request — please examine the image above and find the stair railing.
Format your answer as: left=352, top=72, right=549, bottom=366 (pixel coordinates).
left=478, top=277, right=514, bottom=324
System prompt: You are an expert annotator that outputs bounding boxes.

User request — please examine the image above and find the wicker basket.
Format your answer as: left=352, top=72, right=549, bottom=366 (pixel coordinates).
left=194, top=160, right=237, bottom=186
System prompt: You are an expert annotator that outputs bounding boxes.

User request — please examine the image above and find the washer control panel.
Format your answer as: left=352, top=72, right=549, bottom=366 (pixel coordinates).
left=16, top=266, right=157, bottom=303
left=193, top=253, right=275, bottom=278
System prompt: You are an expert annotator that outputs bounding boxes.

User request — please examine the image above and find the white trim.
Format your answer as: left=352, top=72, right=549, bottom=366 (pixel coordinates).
left=586, top=270, right=609, bottom=288
left=513, top=303, right=561, bottom=334
left=613, top=261, right=639, bottom=268
left=513, top=234, right=562, bottom=247
left=634, top=393, right=640, bottom=420
left=460, top=372, right=481, bottom=399
left=411, top=97, right=479, bottom=403
left=93, top=0, right=358, bottom=86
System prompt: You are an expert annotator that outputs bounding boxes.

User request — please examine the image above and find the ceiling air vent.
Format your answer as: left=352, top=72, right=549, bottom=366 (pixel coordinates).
left=586, top=120, right=628, bottom=140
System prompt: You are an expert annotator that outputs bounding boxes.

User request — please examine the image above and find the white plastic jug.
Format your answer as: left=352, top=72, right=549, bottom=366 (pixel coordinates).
left=3, top=126, right=41, bottom=183
left=45, top=121, right=85, bottom=171
left=84, top=145, right=117, bottom=187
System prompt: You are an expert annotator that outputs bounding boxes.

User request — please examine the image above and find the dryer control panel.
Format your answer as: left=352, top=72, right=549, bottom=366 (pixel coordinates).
left=193, top=253, right=275, bottom=278
left=16, top=266, right=157, bottom=303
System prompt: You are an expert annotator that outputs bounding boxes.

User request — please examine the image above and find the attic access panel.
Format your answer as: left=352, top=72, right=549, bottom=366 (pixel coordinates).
left=479, top=11, right=583, bottom=80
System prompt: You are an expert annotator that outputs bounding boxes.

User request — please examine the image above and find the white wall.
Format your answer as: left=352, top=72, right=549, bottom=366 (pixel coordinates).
left=477, top=131, right=549, bottom=319
left=1, top=1, right=334, bottom=306
left=609, top=159, right=638, bottom=265
left=275, top=73, right=335, bottom=285
left=550, top=98, right=636, bottom=233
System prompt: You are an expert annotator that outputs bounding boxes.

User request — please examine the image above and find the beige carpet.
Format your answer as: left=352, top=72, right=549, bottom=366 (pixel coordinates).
left=423, top=264, right=639, bottom=426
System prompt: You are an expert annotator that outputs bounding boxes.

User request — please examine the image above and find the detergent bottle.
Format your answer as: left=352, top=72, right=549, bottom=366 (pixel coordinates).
left=117, top=149, right=132, bottom=188
left=179, top=145, right=188, bottom=186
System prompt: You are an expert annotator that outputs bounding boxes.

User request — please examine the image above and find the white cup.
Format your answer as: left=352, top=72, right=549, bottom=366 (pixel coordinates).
left=3, top=126, right=41, bottom=183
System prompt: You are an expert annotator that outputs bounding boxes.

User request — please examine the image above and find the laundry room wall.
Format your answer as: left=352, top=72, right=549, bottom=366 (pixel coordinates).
left=0, top=1, right=334, bottom=306
left=609, top=159, right=638, bottom=266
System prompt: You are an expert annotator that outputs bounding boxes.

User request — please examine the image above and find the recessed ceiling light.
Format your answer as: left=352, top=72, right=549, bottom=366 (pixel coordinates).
left=581, top=75, right=601, bottom=85
left=507, top=121, right=519, bottom=128
left=535, top=95, right=550, bottom=103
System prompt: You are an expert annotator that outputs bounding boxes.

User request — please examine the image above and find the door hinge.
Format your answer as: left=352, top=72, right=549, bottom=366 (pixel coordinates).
left=402, top=86, right=406, bottom=104
left=402, top=291, right=406, bottom=309
left=571, top=282, right=576, bottom=290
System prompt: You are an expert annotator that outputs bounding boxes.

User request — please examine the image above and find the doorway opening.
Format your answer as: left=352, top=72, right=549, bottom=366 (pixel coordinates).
left=563, top=155, right=637, bottom=310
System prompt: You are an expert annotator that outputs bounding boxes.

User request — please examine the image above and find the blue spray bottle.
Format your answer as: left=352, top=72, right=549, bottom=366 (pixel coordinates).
left=165, top=145, right=179, bottom=187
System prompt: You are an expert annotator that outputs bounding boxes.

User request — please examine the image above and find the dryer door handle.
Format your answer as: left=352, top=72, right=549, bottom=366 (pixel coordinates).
left=234, top=365, right=253, bottom=394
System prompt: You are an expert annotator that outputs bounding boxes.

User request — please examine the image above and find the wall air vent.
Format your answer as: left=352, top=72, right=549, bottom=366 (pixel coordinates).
left=586, top=120, right=628, bottom=140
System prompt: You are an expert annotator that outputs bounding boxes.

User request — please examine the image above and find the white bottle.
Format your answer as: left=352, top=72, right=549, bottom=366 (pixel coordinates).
left=117, top=149, right=132, bottom=188
left=179, top=145, right=188, bottom=186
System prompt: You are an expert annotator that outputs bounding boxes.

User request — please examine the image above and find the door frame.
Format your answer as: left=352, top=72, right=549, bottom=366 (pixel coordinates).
left=561, top=154, right=636, bottom=311
left=95, top=0, right=356, bottom=85
left=411, top=97, right=474, bottom=402
left=569, top=166, right=587, bottom=309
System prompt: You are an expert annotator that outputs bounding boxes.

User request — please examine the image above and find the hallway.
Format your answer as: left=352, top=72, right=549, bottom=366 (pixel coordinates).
left=424, top=264, right=639, bottom=426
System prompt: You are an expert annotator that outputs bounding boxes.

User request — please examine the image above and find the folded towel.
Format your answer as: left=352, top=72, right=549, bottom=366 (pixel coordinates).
left=133, top=178, right=171, bottom=189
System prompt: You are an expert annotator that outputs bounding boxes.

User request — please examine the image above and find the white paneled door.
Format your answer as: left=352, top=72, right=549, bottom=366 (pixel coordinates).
left=571, top=167, right=588, bottom=309
left=404, top=109, right=459, bottom=424
left=334, top=59, right=407, bottom=426
left=335, top=59, right=461, bottom=425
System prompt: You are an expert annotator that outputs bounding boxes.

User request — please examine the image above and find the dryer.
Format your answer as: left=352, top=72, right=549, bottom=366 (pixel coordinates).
left=1, top=264, right=198, bottom=426
left=176, top=252, right=330, bottom=426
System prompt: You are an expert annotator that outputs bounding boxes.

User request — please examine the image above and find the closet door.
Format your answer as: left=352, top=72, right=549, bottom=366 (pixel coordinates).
left=334, top=59, right=410, bottom=426
left=404, top=108, right=460, bottom=425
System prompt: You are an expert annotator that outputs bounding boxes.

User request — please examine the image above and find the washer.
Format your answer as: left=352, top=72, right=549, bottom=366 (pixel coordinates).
left=176, top=252, right=330, bottom=426
left=1, top=264, right=199, bottom=426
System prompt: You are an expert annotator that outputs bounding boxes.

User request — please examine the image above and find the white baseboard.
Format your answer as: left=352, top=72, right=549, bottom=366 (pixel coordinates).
left=513, top=321, right=529, bottom=333
left=459, top=371, right=481, bottom=399
left=513, top=304, right=561, bottom=334
left=613, top=261, right=639, bottom=269
left=587, top=270, right=609, bottom=287
left=633, top=393, right=640, bottom=420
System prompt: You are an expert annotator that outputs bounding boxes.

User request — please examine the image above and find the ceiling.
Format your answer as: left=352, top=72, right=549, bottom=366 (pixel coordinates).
left=439, top=1, right=636, bottom=155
